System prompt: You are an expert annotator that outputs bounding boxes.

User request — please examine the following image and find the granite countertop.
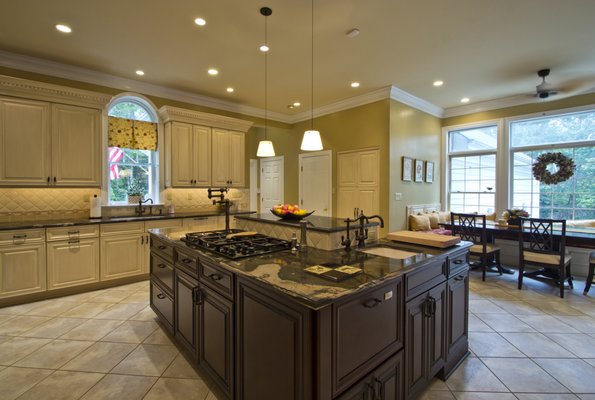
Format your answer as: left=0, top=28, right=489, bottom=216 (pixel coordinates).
left=0, top=210, right=255, bottom=231
left=234, top=213, right=380, bottom=233
left=151, top=227, right=471, bottom=310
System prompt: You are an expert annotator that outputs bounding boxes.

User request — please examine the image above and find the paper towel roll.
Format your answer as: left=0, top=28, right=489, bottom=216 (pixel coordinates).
left=90, top=195, right=102, bottom=218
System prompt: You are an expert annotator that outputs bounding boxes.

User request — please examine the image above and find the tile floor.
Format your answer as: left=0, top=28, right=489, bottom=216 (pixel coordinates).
left=0, top=270, right=593, bottom=399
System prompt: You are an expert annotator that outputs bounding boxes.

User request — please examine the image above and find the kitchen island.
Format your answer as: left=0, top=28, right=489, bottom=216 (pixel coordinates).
left=149, top=227, right=472, bottom=400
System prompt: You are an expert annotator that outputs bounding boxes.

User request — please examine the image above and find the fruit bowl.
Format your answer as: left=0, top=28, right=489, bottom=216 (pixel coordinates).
left=270, top=206, right=315, bottom=220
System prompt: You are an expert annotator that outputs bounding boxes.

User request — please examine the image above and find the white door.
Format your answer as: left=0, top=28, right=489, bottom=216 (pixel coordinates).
left=260, top=156, right=284, bottom=212
left=299, top=150, right=332, bottom=217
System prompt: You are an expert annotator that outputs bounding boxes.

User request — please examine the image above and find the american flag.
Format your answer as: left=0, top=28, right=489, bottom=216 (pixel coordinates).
left=109, top=147, right=124, bottom=180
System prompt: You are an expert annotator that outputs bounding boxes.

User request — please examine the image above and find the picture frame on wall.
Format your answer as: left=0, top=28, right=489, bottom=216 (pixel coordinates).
left=402, top=157, right=413, bottom=181
left=425, top=161, right=434, bottom=183
left=414, top=159, right=424, bottom=182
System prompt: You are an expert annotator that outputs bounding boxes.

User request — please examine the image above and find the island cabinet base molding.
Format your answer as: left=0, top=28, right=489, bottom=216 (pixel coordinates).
left=149, top=230, right=471, bottom=400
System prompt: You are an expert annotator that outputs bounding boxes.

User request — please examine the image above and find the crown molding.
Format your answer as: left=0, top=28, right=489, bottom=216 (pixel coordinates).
left=442, top=94, right=541, bottom=118
left=389, top=86, right=444, bottom=118
left=159, top=105, right=254, bottom=132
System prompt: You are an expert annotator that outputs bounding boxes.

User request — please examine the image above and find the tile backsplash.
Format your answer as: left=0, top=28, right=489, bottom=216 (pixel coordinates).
left=0, top=187, right=250, bottom=222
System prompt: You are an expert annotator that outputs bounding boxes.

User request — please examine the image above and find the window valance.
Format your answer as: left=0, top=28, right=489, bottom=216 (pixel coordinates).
left=108, top=116, right=157, bottom=150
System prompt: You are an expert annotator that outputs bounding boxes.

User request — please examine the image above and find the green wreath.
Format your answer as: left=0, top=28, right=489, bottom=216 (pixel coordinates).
left=532, top=152, right=575, bottom=185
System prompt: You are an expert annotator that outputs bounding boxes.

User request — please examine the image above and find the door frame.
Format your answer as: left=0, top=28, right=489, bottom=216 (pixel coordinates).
left=259, top=156, right=284, bottom=212
left=299, top=150, right=332, bottom=216
left=249, top=159, right=258, bottom=212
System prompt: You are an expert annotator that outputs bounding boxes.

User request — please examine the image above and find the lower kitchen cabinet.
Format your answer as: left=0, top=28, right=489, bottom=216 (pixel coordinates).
left=175, top=269, right=200, bottom=357
left=200, top=284, right=234, bottom=398
left=337, top=351, right=403, bottom=400
left=0, top=242, right=46, bottom=298
left=100, top=234, right=145, bottom=280
left=405, top=281, right=446, bottom=399
left=150, top=279, right=174, bottom=332
left=47, top=238, right=99, bottom=290
left=444, top=268, right=469, bottom=376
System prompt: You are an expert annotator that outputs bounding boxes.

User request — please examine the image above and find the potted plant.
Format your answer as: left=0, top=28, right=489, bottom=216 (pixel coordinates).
left=502, top=208, right=529, bottom=226
left=126, top=178, right=145, bottom=205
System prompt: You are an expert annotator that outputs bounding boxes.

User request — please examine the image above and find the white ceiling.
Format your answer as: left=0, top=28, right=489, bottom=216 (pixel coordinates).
left=1, top=0, right=595, bottom=120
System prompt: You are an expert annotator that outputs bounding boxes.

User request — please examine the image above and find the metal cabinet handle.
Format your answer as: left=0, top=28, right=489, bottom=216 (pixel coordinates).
left=363, top=298, right=382, bottom=308
left=158, top=245, right=167, bottom=250
left=453, top=259, right=464, bottom=264
left=68, top=239, right=80, bottom=244
left=157, top=263, right=167, bottom=269
left=156, top=293, right=166, bottom=300
left=193, top=217, right=208, bottom=221
left=13, top=234, right=27, bottom=239
left=140, top=236, right=144, bottom=245
left=454, top=275, right=465, bottom=281
left=208, top=273, right=223, bottom=281
left=182, top=258, right=193, bottom=264
left=67, top=230, right=80, bottom=235
left=47, top=176, right=50, bottom=183
left=53, top=177, right=56, bottom=183
left=192, top=287, right=203, bottom=304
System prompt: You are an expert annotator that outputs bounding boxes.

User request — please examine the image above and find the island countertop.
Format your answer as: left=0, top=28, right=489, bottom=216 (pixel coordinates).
left=234, top=213, right=380, bottom=233
left=150, top=227, right=471, bottom=309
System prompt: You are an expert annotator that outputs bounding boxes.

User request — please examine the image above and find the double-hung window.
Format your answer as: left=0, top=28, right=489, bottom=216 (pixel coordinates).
left=447, top=125, right=498, bottom=214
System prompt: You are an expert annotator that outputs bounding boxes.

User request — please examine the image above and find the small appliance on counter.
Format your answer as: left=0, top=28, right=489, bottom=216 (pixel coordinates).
left=90, top=194, right=102, bottom=218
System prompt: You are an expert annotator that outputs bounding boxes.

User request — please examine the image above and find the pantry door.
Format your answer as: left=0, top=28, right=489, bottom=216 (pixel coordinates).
left=299, top=150, right=332, bottom=217
left=260, top=156, right=284, bottom=212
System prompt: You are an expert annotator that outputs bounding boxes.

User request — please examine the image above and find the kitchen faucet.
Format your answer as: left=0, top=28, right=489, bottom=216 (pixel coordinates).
left=342, top=210, right=384, bottom=249
left=136, top=198, right=153, bottom=216
left=208, top=187, right=231, bottom=232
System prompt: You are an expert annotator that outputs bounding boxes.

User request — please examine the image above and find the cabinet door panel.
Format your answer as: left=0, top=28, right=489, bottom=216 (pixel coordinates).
left=0, top=243, right=46, bottom=298
left=337, top=152, right=358, bottom=186
left=358, top=150, right=379, bottom=186
left=405, top=292, right=427, bottom=397
left=228, top=131, right=244, bottom=187
left=0, top=98, right=50, bottom=185
left=52, top=104, right=101, bottom=186
left=358, top=188, right=379, bottom=216
left=175, top=270, right=199, bottom=356
left=47, top=238, right=99, bottom=289
left=171, top=122, right=194, bottom=187
left=447, top=273, right=468, bottom=352
left=100, top=235, right=144, bottom=280
left=428, top=282, right=447, bottom=378
left=375, top=351, right=403, bottom=400
left=211, top=128, right=230, bottom=186
left=194, top=125, right=211, bottom=186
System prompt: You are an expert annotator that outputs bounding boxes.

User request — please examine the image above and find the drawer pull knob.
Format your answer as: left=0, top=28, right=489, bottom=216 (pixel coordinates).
left=182, top=258, right=193, bottom=264
left=454, top=275, right=465, bottom=281
left=68, top=230, right=80, bottom=235
left=13, top=234, right=27, bottom=239
left=156, top=293, right=166, bottom=300
left=209, top=273, right=223, bottom=281
left=363, top=298, right=382, bottom=308
left=68, top=239, right=80, bottom=244
left=453, top=259, right=464, bottom=264
left=158, top=245, right=167, bottom=250
left=157, top=263, right=167, bottom=269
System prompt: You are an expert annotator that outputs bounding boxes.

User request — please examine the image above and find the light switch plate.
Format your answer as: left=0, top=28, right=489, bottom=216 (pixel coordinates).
left=394, top=193, right=403, bottom=201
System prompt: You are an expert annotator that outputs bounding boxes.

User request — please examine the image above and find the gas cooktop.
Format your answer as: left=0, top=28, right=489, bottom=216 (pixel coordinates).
left=182, top=229, right=292, bottom=259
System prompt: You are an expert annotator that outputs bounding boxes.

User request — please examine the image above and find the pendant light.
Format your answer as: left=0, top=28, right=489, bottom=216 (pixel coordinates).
left=301, top=0, right=323, bottom=152
left=256, top=6, right=276, bottom=158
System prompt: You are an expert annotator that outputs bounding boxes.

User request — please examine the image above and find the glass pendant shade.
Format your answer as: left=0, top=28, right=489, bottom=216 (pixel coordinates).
left=257, top=140, right=276, bottom=157
left=301, top=130, right=323, bottom=151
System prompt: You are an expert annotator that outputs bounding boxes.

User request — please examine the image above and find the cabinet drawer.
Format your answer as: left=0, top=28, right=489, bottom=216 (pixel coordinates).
left=46, top=224, right=99, bottom=241
left=145, top=219, right=183, bottom=230
left=100, top=221, right=144, bottom=236
left=151, top=237, right=174, bottom=262
left=0, top=229, right=45, bottom=245
left=405, top=257, right=447, bottom=301
left=448, top=251, right=469, bottom=277
left=151, top=254, right=174, bottom=294
left=200, top=259, right=234, bottom=299
left=151, top=280, right=174, bottom=330
left=332, top=279, right=403, bottom=395
left=175, top=247, right=199, bottom=277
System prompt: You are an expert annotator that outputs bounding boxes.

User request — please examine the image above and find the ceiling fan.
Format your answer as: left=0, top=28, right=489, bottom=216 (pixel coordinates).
left=531, top=68, right=595, bottom=100
left=534, top=69, right=558, bottom=99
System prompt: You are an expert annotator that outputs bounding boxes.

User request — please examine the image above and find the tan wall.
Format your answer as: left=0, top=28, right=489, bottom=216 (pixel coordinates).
left=389, top=100, right=442, bottom=231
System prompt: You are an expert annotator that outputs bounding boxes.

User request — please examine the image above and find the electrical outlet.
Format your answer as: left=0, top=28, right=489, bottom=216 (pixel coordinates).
left=394, top=192, right=403, bottom=201
left=187, top=192, right=193, bottom=200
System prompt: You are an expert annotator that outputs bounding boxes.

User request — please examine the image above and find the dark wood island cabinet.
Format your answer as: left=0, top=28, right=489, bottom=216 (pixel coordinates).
left=149, top=229, right=471, bottom=400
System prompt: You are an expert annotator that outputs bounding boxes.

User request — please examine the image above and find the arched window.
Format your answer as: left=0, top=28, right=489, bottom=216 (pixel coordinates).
left=107, top=96, right=159, bottom=205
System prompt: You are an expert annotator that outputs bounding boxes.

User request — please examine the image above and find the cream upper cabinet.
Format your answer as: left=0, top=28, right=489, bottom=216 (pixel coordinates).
left=169, top=122, right=212, bottom=187
left=212, top=128, right=245, bottom=187
left=0, top=97, right=51, bottom=185
left=51, top=104, right=101, bottom=186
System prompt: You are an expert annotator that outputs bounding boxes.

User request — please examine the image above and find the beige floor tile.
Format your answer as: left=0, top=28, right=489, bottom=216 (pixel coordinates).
left=579, top=395, right=595, bottom=400
left=119, top=292, right=150, bottom=304
left=0, top=302, right=38, bottom=315
left=94, top=303, right=146, bottom=320
left=515, top=394, right=580, bottom=399
left=100, top=320, right=158, bottom=343
left=0, top=367, right=53, bottom=400
left=111, top=343, right=178, bottom=376
left=57, top=291, right=104, bottom=302
left=468, top=332, right=524, bottom=357
left=59, top=319, right=123, bottom=341
left=419, top=390, right=456, bottom=399
left=0, top=314, right=14, bottom=324
left=59, top=302, right=113, bottom=318
left=475, top=288, right=520, bottom=301
left=0, top=335, right=12, bottom=344
left=568, top=303, right=595, bottom=317
left=475, top=313, right=536, bottom=332
left=534, top=358, right=595, bottom=393
left=490, top=300, right=546, bottom=315
left=553, top=315, right=595, bottom=333
left=0, top=337, right=52, bottom=365
left=60, top=342, right=137, bottom=373
left=453, top=392, right=517, bottom=399
left=206, top=391, right=220, bottom=400
left=426, top=377, right=450, bottom=391
left=20, top=317, right=87, bottom=338
left=163, top=353, right=200, bottom=378
left=143, top=327, right=175, bottom=345
left=526, top=301, right=585, bottom=316
left=143, top=377, right=210, bottom=400
left=545, top=333, right=595, bottom=358
left=444, top=357, right=508, bottom=392
left=505, top=288, right=551, bottom=302
left=469, top=314, right=495, bottom=332
left=129, top=306, right=158, bottom=321
left=14, top=339, right=94, bottom=369
left=499, top=332, right=575, bottom=358
left=0, top=315, right=51, bottom=336
left=522, top=315, right=581, bottom=333
left=482, top=357, right=569, bottom=393
left=80, top=374, right=156, bottom=400
left=86, top=290, right=132, bottom=303
left=17, top=370, right=104, bottom=400
left=585, top=359, right=595, bottom=368
left=23, top=300, right=79, bottom=317
left=469, top=300, right=508, bottom=314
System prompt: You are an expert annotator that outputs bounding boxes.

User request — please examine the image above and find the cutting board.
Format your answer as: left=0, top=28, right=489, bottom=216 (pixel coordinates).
left=386, top=231, right=460, bottom=248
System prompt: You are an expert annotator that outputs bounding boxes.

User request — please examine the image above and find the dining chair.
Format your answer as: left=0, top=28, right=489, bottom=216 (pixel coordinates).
left=517, top=217, right=572, bottom=298
left=450, top=212, right=503, bottom=281
left=584, top=251, right=594, bottom=295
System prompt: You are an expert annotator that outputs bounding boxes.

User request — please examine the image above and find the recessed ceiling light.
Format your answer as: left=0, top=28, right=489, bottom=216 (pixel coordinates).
left=433, top=80, right=444, bottom=87
left=194, top=18, right=206, bottom=26
left=293, top=102, right=301, bottom=107
left=259, top=44, right=269, bottom=52
left=226, top=87, right=234, bottom=93
left=55, top=24, right=72, bottom=33
left=135, top=70, right=145, bottom=76
left=346, top=28, right=360, bottom=38
left=461, top=97, right=470, bottom=103
left=208, top=68, right=218, bottom=76
left=350, top=82, right=360, bottom=88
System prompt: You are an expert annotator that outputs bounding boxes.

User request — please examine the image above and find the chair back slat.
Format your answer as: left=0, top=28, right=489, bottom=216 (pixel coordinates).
left=451, top=212, right=487, bottom=247
left=519, top=217, right=567, bottom=256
